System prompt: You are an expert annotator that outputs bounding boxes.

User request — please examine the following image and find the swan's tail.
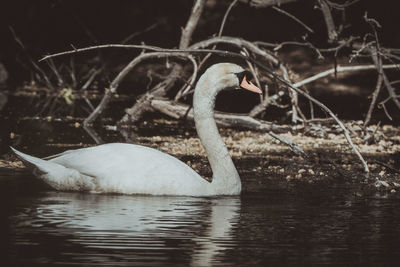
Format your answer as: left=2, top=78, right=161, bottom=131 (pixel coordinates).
left=10, top=147, right=97, bottom=191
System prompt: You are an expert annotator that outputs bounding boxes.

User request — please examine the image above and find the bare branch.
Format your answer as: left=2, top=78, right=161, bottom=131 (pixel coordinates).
left=10, top=26, right=55, bottom=91
left=238, top=0, right=298, bottom=8
left=268, top=132, right=306, bottom=156
left=379, top=103, right=393, bottom=121
left=272, top=6, right=314, bottom=33
left=293, top=64, right=400, bottom=88
left=190, top=36, right=279, bottom=65
left=84, top=52, right=196, bottom=126
left=179, top=0, right=207, bottom=49
left=364, top=71, right=383, bottom=127
left=150, top=98, right=290, bottom=133
left=318, top=0, right=338, bottom=42
left=174, top=55, right=198, bottom=100
left=175, top=0, right=239, bottom=101
left=218, top=0, right=239, bottom=36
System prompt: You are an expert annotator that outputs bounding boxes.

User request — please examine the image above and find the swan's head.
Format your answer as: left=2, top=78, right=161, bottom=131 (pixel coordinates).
left=198, top=63, right=262, bottom=96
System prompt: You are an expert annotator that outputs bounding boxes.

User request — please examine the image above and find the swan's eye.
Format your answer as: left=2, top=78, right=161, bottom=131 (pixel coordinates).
left=235, top=71, right=253, bottom=86
left=245, top=72, right=254, bottom=84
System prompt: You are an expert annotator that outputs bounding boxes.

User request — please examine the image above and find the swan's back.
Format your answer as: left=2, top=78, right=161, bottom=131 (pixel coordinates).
left=43, top=143, right=211, bottom=196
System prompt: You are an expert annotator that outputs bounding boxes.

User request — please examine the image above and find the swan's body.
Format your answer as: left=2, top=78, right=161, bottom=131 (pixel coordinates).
left=12, top=63, right=261, bottom=196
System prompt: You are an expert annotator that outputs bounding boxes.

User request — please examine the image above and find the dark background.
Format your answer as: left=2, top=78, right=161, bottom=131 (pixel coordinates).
left=0, top=0, right=399, bottom=122
left=1, top=0, right=399, bottom=82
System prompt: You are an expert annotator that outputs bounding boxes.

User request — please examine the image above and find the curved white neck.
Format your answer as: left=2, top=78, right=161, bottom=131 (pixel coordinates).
left=193, top=68, right=241, bottom=195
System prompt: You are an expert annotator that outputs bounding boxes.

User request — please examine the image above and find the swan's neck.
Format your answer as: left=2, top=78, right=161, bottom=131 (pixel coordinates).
left=193, top=73, right=241, bottom=195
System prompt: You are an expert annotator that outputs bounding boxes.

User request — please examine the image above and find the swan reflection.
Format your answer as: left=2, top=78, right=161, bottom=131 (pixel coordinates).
left=13, top=192, right=240, bottom=265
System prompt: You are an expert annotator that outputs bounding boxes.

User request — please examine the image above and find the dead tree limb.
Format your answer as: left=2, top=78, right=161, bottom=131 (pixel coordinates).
left=364, top=71, right=383, bottom=127
left=84, top=52, right=196, bottom=126
left=268, top=132, right=306, bottom=156
left=39, top=37, right=279, bottom=66
left=272, top=6, right=314, bottom=33
left=122, top=0, right=207, bottom=124
left=150, top=98, right=290, bottom=133
left=371, top=52, right=400, bottom=110
left=318, top=0, right=338, bottom=42
left=174, top=0, right=239, bottom=100
left=179, top=0, right=207, bottom=49
left=151, top=99, right=307, bottom=155
left=238, top=0, right=298, bottom=8
left=293, top=64, right=400, bottom=88
left=190, top=36, right=279, bottom=64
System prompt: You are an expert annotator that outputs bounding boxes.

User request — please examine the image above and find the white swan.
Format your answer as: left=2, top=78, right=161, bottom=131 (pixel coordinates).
left=11, top=63, right=262, bottom=196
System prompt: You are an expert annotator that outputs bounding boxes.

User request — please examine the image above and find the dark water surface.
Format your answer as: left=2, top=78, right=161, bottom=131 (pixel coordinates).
left=1, top=169, right=400, bottom=266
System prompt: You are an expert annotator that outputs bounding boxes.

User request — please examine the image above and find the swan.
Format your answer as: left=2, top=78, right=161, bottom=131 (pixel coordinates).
left=11, top=63, right=262, bottom=196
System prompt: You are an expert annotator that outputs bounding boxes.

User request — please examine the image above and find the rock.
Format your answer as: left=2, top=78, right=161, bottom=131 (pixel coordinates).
left=375, top=180, right=390, bottom=188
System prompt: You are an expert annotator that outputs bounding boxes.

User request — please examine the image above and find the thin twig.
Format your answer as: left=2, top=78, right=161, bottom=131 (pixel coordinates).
left=46, top=58, right=64, bottom=87
left=365, top=12, right=400, bottom=111
left=174, top=55, right=198, bottom=100
left=218, top=0, right=239, bottom=36
left=364, top=71, right=383, bottom=126
left=378, top=103, right=393, bottom=121
left=272, top=6, right=314, bottom=33
left=10, top=26, right=55, bottom=91
left=121, top=22, right=160, bottom=44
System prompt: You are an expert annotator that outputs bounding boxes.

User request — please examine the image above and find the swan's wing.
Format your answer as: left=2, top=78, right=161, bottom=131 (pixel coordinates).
left=48, top=143, right=210, bottom=195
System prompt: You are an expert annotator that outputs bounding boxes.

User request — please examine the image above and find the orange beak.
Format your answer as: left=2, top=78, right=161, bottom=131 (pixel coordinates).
left=240, top=76, right=262, bottom=94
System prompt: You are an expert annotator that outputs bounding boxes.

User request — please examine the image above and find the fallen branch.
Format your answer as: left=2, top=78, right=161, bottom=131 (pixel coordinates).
left=151, top=99, right=307, bottom=156
left=238, top=0, right=298, bottom=8
left=150, top=98, right=290, bottom=133
left=293, top=64, right=400, bottom=88
left=268, top=132, right=306, bottom=156
left=84, top=52, right=197, bottom=126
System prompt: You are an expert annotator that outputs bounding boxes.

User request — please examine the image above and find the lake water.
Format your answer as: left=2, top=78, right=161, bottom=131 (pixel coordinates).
left=2, top=169, right=400, bottom=266
left=1, top=119, right=400, bottom=266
